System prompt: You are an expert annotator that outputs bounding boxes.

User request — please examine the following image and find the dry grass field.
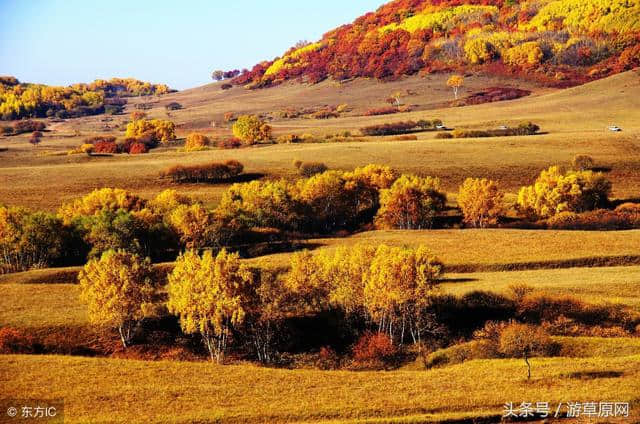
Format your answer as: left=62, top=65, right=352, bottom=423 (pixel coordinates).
left=1, top=353, right=639, bottom=423
left=1, top=71, right=639, bottom=210
left=250, top=229, right=640, bottom=271
left=2, top=66, right=640, bottom=423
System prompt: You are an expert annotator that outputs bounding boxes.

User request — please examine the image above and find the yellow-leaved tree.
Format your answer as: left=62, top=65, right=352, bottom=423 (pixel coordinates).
left=457, top=177, right=504, bottom=228
left=167, top=203, right=219, bottom=249
left=375, top=175, right=446, bottom=229
left=58, top=188, right=146, bottom=225
left=78, top=249, right=156, bottom=348
left=184, top=132, right=210, bottom=152
left=517, top=166, right=611, bottom=219
left=446, top=75, right=464, bottom=99
left=363, top=245, right=442, bottom=344
left=166, top=249, right=254, bottom=362
left=232, top=115, right=272, bottom=144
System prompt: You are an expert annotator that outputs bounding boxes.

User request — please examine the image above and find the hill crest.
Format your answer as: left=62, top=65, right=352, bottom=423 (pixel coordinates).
left=231, top=0, right=640, bottom=89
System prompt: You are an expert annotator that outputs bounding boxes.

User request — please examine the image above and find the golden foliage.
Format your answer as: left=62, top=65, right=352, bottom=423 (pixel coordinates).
left=166, top=249, right=254, bottom=361
left=517, top=166, right=611, bottom=219
left=78, top=250, right=155, bottom=347
left=375, top=175, right=446, bottom=229
left=125, top=119, right=176, bottom=142
left=57, top=188, right=146, bottom=225
left=232, top=115, right=272, bottom=144
left=458, top=178, right=504, bottom=228
left=184, top=133, right=210, bottom=152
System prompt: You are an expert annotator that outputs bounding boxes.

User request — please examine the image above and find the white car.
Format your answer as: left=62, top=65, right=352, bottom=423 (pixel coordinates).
left=435, top=124, right=447, bottom=130
left=608, top=125, right=622, bottom=132
left=497, top=125, right=509, bottom=130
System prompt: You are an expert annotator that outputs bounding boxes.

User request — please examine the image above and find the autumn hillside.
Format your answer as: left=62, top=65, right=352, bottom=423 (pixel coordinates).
left=231, top=0, right=640, bottom=88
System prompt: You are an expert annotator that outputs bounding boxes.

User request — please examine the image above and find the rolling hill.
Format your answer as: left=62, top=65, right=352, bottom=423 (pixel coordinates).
left=231, top=0, right=640, bottom=89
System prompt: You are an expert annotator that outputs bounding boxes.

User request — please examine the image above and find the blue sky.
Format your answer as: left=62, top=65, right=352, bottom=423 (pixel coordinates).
left=0, top=0, right=386, bottom=90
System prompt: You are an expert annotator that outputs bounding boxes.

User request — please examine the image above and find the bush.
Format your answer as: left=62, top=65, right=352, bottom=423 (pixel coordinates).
left=128, top=142, right=149, bottom=155
left=130, top=111, right=147, bottom=121
left=217, top=137, right=242, bottom=149
left=435, top=132, right=453, bottom=139
left=93, top=141, right=118, bottom=154
left=572, top=154, right=595, bottom=171
left=352, top=332, right=397, bottom=365
left=364, top=107, right=399, bottom=116
left=517, top=166, right=611, bottom=219
left=161, top=160, right=244, bottom=183
left=360, top=121, right=417, bottom=136
left=165, top=102, right=182, bottom=111
left=0, top=327, right=35, bottom=354
left=125, top=119, right=176, bottom=143
left=298, top=162, right=328, bottom=177
left=546, top=208, right=640, bottom=230
left=375, top=175, right=446, bottom=229
left=312, top=110, right=339, bottom=119
left=12, top=120, right=46, bottom=135
left=232, top=115, right=272, bottom=144
left=276, top=134, right=301, bottom=144
left=221, top=83, right=232, bottom=90
left=184, top=133, right=210, bottom=151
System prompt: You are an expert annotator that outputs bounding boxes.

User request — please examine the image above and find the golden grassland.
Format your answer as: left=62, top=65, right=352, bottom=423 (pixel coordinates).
left=442, top=266, right=640, bottom=307
left=1, top=71, right=640, bottom=423
left=249, top=229, right=640, bottom=271
left=0, top=72, right=639, bottom=210
left=1, top=353, right=639, bottom=423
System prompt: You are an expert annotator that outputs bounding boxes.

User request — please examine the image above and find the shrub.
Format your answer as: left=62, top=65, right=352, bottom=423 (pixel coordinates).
left=130, top=111, right=147, bottom=121
left=0, top=327, right=34, bottom=354
left=435, top=132, right=453, bottom=139
left=546, top=208, right=640, bottom=230
left=312, top=110, right=340, bottom=119
left=457, top=178, right=504, bottom=228
left=217, top=137, right=242, bottom=149
left=93, top=140, right=118, bottom=154
left=221, top=83, right=232, bottom=90
left=29, top=131, right=43, bottom=146
left=128, top=142, right=149, bottom=155
left=360, top=121, right=418, bottom=136
left=276, top=134, right=301, bottom=144
left=79, top=249, right=156, bottom=347
left=517, top=166, right=611, bottom=219
left=352, top=332, right=397, bottom=365
left=572, top=154, right=595, bottom=171
left=125, top=119, right=176, bottom=143
left=184, top=133, right=210, bottom=152
left=375, top=175, right=446, bottom=229
left=161, top=160, right=244, bottom=183
left=298, top=162, right=328, bottom=177
left=232, top=115, right=272, bottom=144
left=223, top=112, right=236, bottom=122
left=12, top=120, right=46, bottom=135
left=363, top=107, right=399, bottom=116
left=165, top=102, right=182, bottom=111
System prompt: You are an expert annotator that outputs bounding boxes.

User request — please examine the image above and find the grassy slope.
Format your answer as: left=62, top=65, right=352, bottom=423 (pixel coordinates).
left=249, top=229, right=640, bottom=271
left=1, top=354, right=639, bottom=423
left=443, top=266, right=640, bottom=307
left=0, top=72, right=638, bottom=210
